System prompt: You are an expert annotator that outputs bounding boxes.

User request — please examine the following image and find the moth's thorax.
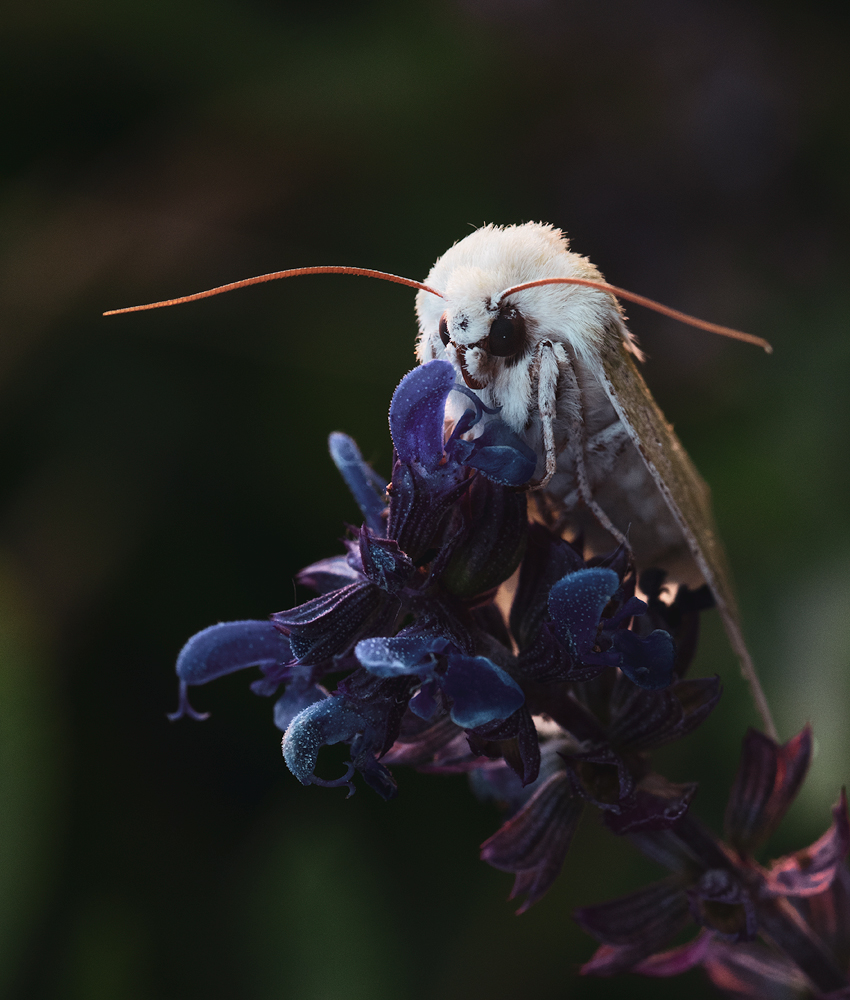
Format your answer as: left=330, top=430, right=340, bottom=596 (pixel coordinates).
left=415, top=223, right=625, bottom=433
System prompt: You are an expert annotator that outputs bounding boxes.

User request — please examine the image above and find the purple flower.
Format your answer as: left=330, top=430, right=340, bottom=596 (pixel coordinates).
left=578, top=726, right=850, bottom=996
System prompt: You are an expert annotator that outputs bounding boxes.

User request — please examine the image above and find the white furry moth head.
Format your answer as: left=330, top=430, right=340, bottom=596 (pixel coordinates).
left=104, top=222, right=776, bottom=738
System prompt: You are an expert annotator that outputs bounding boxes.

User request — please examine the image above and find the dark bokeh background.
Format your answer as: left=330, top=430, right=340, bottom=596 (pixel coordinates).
left=1, top=1, right=849, bottom=997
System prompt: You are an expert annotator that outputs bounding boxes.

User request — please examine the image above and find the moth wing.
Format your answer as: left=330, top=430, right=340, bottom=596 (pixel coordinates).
left=587, top=333, right=750, bottom=654
left=585, top=328, right=774, bottom=738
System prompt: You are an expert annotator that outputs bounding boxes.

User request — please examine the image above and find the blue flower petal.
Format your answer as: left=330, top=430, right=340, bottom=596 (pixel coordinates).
left=549, top=568, right=620, bottom=656
left=408, top=679, right=441, bottom=721
left=175, top=620, right=291, bottom=686
left=281, top=696, right=364, bottom=788
left=272, top=676, right=327, bottom=732
left=389, top=360, right=455, bottom=470
left=613, top=629, right=676, bottom=690
left=453, top=420, right=537, bottom=487
left=355, top=634, right=449, bottom=677
left=328, top=432, right=387, bottom=535
left=441, top=654, right=525, bottom=729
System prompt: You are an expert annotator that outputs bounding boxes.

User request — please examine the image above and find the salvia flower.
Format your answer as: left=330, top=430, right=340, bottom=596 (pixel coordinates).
left=168, top=360, right=849, bottom=997
left=577, top=725, right=850, bottom=997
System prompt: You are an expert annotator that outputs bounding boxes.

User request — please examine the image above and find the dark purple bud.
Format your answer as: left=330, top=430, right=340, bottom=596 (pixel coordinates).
left=389, top=360, right=455, bottom=470
left=272, top=582, right=399, bottom=663
left=725, top=725, right=813, bottom=854
left=549, top=567, right=619, bottom=657
left=510, top=523, right=586, bottom=651
left=328, top=432, right=387, bottom=535
left=765, top=790, right=850, bottom=898
left=386, top=460, right=471, bottom=565
left=480, top=771, right=582, bottom=912
left=358, top=531, right=415, bottom=593
left=565, top=748, right=635, bottom=811
left=612, top=628, right=675, bottom=690
left=517, top=622, right=597, bottom=684
left=440, top=475, right=528, bottom=599
left=468, top=706, right=541, bottom=786
left=688, top=868, right=757, bottom=942
left=382, top=714, right=461, bottom=768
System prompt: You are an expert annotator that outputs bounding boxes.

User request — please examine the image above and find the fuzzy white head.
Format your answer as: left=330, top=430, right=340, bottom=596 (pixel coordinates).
left=414, top=223, right=638, bottom=435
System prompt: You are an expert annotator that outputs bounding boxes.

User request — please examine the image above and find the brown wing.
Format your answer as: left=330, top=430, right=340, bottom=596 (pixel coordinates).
left=587, top=333, right=777, bottom=739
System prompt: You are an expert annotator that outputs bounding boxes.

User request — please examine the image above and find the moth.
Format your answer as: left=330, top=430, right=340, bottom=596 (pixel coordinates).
left=105, top=222, right=775, bottom=737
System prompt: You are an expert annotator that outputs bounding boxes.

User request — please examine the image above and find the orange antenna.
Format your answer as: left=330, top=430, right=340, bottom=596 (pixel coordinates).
left=498, top=277, right=772, bottom=353
left=103, top=266, right=443, bottom=316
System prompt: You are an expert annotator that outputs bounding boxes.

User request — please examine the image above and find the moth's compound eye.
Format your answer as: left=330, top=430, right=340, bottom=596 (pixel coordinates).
left=438, top=313, right=450, bottom=346
left=488, top=309, right=526, bottom=357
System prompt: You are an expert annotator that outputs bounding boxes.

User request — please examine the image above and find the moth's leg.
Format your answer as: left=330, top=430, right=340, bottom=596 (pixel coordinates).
left=536, top=339, right=561, bottom=489
left=545, top=342, right=632, bottom=551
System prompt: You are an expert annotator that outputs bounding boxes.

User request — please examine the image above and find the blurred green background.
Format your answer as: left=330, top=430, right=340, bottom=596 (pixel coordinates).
left=1, top=1, right=848, bottom=997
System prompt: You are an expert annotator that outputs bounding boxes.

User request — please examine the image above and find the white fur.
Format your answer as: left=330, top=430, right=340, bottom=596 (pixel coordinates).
left=415, top=223, right=630, bottom=435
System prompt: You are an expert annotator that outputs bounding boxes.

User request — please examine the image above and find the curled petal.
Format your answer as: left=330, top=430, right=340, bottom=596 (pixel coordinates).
left=170, top=620, right=292, bottom=719
left=765, top=790, right=850, bottom=898
left=451, top=420, right=537, bottom=487
left=480, top=771, right=581, bottom=912
left=328, top=432, right=387, bottom=535
left=281, top=696, right=364, bottom=787
left=389, top=360, right=455, bottom=470
left=549, top=567, right=619, bottom=657
left=725, top=725, right=813, bottom=853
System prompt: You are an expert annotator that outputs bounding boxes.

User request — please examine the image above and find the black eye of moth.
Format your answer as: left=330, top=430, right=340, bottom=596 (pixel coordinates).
left=438, top=313, right=450, bottom=346
left=488, top=310, right=525, bottom=357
